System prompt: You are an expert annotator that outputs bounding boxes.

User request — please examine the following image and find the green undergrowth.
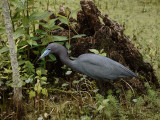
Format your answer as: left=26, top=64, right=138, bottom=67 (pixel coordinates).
left=22, top=82, right=160, bottom=120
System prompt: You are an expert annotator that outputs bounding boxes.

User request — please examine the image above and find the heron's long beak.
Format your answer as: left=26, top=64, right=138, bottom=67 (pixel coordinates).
left=36, top=49, right=51, bottom=63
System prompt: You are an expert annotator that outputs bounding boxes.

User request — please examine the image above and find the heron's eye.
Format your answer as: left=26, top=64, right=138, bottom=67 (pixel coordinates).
left=48, top=48, right=51, bottom=50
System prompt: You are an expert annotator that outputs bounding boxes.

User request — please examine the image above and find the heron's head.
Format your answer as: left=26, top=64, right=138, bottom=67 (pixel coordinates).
left=36, top=43, right=65, bottom=63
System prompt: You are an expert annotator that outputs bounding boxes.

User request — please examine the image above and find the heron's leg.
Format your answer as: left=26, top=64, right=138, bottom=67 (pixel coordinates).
left=96, top=80, right=105, bottom=96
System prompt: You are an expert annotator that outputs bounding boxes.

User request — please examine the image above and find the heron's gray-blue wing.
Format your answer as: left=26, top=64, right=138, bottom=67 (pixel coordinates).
left=73, top=54, right=137, bottom=80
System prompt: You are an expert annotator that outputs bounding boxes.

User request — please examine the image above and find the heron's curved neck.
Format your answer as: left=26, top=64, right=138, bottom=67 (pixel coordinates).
left=58, top=49, right=73, bottom=68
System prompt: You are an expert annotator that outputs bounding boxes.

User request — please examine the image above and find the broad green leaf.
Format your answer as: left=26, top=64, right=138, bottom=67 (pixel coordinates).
left=89, top=49, right=99, bottom=54
left=100, top=49, right=104, bottom=53
left=62, top=83, right=68, bottom=87
left=38, top=116, right=43, bottom=120
left=18, top=60, right=25, bottom=65
left=116, top=89, right=121, bottom=94
left=10, top=0, right=25, bottom=10
left=41, top=77, right=47, bottom=81
left=97, top=105, right=105, bottom=111
left=36, top=70, right=41, bottom=76
left=25, top=78, right=33, bottom=83
left=0, top=81, right=4, bottom=86
left=100, top=53, right=106, bottom=57
left=70, top=7, right=81, bottom=17
left=0, top=46, right=9, bottom=54
left=81, top=115, right=91, bottom=120
left=51, top=25, right=63, bottom=30
left=73, top=80, right=79, bottom=84
left=49, top=54, right=56, bottom=61
left=22, top=16, right=29, bottom=28
left=13, top=28, right=24, bottom=40
left=25, top=61, right=35, bottom=74
left=30, top=11, right=52, bottom=21
left=57, top=16, right=68, bottom=25
left=4, top=68, right=12, bottom=73
left=29, top=90, right=36, bottom=99
left=27, top=40, right=38, bottom=46
left=48, top=18, right=58, bottom=25
left=41, top=38, right=51, bottom=45
left=31, top=37, right=40, bottom=41
left=53, top=35, right=68, bottom=41
left=72, top=34, right=86, bottom=39
left=34, top=83, right=42, bottom=94
left=132, top=99, right=137, bottom=103
left=102, top=99, right=109, bottom=105
left=93, top=89, right=99, bottom=93
left=42, top=88, right=48, bottom=96
left=54, top=78, right=59, bottom=84
left=20, top=0, right=25, bottom=5
left=65, top=71, right=72, bottom=75
left=35, top=29, right=46, bottom=35
left=36, top=67, right=47, bottom=75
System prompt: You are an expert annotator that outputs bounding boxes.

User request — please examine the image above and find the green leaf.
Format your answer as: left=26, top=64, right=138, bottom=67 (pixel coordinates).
left=93, top=89, right=99, bottom=93
left=0, top=46, right=9, bottom=54
left=97, top=105, right=105, bottom=111
left=36, top=67, right=47, bottom=75
left=48, top=18, right=58, bottom=25
left=29, top=90, right=36, bottom=99
left=73, top=80, right=79, bottom=84
left=132, top=99, right=137, bottom=103
left=31, top=37, right=40, bottom=41
left=49, top=54, right=56, bottom=61
left=62, top=83, right=68, bottom=87
left=89, top=49, right=99, bottom=54
left=22, top=16, right=29, bottom=28
left=57, top=16, right=68, bottom=24
left=53, top=35, right=68, bottom=41
left=34, top=83, right=42, bottom=94
left=100, top=49, right=104, bottom=53
left=24, top=61, right=35, bottom=75
left=65, top=71, right=72, bottom=75
left=30, top=11, right=52, bottom=21
left=72, top=34, right=86, bottom=39
left=35, top=29, right=47, bottom=35
left=25, top=78, right=33, bottom=83
left=4, top=68, right=12, bottom=73
left=20, top=0, right=25, bottom=5
left=0, top=81, right=4, bottom=86
left=13, top=28, right=24, bottom=40
left=51, top=25, right=63, bottom=30
left=10, top=0, right=25, bottom=10
left=41, top=77, right=47, bottom=81
left=42, top=88, right=48, bottom=96
left=102, top=99, right=109, bottom=105
left=100, top=53, right=106, bottom=57
left=27, top=40, right=37, bottom=46
left=54, top=78, right=59, bottom=84
left=81, top=116, right=91, bottom=120
left=36, top=70, right=41, bottom=76
left=38, top=116, right=43, bottom=120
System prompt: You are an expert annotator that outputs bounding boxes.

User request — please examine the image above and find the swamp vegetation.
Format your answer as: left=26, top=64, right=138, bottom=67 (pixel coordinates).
left=0, top=0, right=160, bottom=119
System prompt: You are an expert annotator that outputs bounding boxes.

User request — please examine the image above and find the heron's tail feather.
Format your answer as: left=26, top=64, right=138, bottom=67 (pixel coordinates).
left=120, top=65, right=139, bottom=79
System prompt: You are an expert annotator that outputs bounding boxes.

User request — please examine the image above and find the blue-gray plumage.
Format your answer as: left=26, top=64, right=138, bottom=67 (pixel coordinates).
left=37, top=43, right=139, bottom=80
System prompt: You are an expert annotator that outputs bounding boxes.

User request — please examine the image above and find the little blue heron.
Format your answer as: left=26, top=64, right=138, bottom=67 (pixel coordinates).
left=37, top=43, right=138, bottom=80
